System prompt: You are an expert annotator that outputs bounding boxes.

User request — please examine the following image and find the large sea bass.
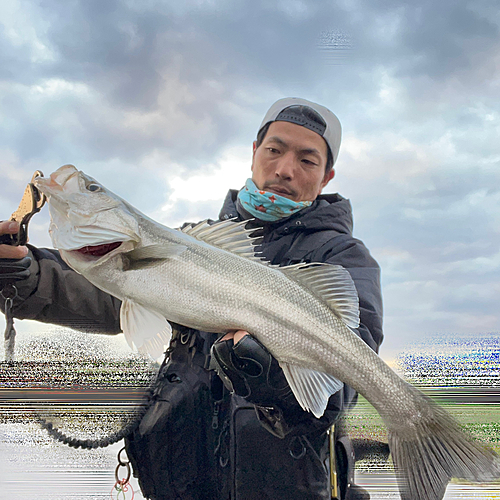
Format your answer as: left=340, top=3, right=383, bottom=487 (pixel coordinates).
left=35, top=165, right=499, bottom=500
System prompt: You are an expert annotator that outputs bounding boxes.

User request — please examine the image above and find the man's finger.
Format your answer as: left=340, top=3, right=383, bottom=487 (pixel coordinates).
left=0, top=221, right=20, bottom=235
left=220, top=330, right=250, bottom=344
left=0, top=221, right=29, bottom=258
left=233, top=330, right=250, bottom=344
left=0, top=245, right=28, bottom=259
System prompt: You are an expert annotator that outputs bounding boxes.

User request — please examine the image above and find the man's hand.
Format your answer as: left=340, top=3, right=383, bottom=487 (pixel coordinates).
left=211, top=330, right=292, bottom=404
left=220, top=329, right=250, bottom=344
left=0, top=221, right=28, bottom=259
left=0, top=221, right=31, bottom=284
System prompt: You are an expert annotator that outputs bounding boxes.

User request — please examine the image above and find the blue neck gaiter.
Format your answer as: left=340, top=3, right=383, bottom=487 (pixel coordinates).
left=237, top=178, right=312, bottom=222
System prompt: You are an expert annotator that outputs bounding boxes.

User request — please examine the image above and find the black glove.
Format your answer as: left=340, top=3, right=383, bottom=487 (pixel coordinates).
left=210, top=334, right=294, bottom=407
left=211, top=334, right=347, bottom=438
left=0, top=256, right=32, bottom=284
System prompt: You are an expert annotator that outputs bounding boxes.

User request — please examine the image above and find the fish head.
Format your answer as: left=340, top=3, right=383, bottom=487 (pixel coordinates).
left=34, top=165, right=141, bottom=271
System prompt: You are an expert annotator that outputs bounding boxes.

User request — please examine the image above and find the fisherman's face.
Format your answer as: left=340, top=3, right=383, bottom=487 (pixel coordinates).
left=251, top=121, right=334, bottom=202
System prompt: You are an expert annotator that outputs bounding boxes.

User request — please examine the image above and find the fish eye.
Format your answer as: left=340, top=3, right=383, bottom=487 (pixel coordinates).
left=86, top=183, right=102, bottom=192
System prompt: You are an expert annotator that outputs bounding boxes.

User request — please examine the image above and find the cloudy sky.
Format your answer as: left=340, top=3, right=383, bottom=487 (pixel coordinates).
left=1, top=0, right=499, bottom=362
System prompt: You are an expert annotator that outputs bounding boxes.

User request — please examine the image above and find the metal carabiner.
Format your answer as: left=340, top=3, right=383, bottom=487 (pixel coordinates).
left=111, top=446, right=134, bottom=499
left=180, top=330, right=191, bottom=345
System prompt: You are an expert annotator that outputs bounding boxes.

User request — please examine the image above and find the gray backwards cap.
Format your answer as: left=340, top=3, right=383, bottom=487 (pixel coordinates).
left=258, top=97, right=342, bottom=165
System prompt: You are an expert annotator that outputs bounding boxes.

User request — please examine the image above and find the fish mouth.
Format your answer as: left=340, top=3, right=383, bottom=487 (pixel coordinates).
left=34, top=165, right=79, bottom=197
left=68, top=240, right=135, bottom=263
left=75, top=242, right=123, bottom=257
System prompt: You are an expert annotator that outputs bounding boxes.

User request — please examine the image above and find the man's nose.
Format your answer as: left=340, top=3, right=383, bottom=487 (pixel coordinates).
left=274, top=153, right=295, bottom=180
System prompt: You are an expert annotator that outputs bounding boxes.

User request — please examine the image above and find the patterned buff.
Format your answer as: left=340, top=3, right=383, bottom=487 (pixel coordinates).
left=237, top=178, right=312, bottom=222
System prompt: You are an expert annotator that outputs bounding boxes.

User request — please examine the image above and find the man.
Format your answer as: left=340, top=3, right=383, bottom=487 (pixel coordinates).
left=0, top=98, right=383, bottom=500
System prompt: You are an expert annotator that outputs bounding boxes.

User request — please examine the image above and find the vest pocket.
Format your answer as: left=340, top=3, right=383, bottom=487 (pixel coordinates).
left=230, top=396, right=331, bottom=500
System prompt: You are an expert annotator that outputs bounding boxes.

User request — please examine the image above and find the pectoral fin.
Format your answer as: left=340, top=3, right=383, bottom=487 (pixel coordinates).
left=123, top=244, right=187, bottom=270
left=281, top=363, right=344, bottom=418
left=119, top=299, right=172, bottom=359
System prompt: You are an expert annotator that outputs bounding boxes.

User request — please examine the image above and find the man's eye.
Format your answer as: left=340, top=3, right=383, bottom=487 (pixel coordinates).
left=267, top=147, right=280, bottom=154
left=302, top=159, right=317, bottom=166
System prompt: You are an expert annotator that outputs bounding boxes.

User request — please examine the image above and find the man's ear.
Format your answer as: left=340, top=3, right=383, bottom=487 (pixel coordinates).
left=251, top=141, right=257, bottom=171
left=320, top=169, right=335, bottom=191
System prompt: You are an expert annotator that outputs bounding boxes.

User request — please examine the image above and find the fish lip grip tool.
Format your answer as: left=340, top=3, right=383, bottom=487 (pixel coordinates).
left=0, top=170, right=47, bottom=246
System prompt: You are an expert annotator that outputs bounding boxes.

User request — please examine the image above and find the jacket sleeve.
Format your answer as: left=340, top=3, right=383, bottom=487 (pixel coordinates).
left=3, top=245, right=122, bottom=334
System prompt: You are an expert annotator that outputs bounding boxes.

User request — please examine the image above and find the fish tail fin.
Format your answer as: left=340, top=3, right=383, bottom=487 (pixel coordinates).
left=387, top=395, right=500, bottom=500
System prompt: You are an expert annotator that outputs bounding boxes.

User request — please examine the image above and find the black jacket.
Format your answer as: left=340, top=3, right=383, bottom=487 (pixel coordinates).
left=6, top=190, right=383, bottom=500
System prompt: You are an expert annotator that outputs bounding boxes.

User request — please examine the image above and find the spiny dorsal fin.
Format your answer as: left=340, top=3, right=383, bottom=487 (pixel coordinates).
left=179, top=219, right=265, bottom=263
left=281, top=363, right=344, bottom=418
left=279, top=263, right=360, bottom=329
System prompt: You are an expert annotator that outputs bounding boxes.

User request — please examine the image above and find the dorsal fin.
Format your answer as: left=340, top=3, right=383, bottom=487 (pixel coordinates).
left=279, top=263, right=360, bottom=329
left=179, top=219, right=266, bottom=263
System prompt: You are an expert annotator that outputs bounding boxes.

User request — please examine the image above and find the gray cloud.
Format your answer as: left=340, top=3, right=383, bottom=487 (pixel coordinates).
left=3, top=0, right=498, bottom=167
left=0, top=0, right=499, bottom=358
